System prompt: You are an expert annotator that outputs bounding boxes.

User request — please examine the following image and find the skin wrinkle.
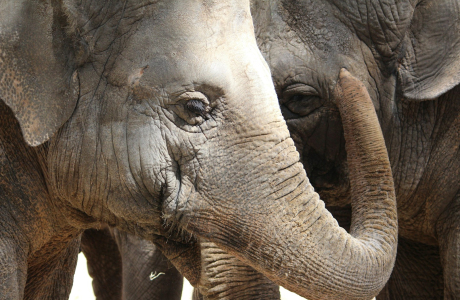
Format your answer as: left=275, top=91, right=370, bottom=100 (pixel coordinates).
left=87, top=102, right=106, bottom=218
left=373, top=2, right=392, bottom=50
left=128, top=123, right=162, bottom=205
left=360, top=45, right=379, bottom=104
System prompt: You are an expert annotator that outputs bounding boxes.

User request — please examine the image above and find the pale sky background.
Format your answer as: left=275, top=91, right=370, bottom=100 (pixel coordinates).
left=69, top=253, right=307, bottom=300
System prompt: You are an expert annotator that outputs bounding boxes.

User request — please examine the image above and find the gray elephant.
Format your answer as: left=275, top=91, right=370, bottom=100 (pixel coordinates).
left=81, top=227, right=183, bottom=300
left=0, top=1, right=397, bottom=300
left=251, top=0, right=460, bottom=298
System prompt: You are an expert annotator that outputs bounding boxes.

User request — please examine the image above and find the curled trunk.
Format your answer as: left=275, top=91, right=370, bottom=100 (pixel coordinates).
left=187, top=69, right=397, bottom=300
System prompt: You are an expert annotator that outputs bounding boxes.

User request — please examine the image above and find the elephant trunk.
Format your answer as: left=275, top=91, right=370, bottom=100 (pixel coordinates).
left=187, top=69, right=397, bottom=300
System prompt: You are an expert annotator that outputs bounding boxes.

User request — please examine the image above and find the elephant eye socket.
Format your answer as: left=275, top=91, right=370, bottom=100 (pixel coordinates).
left=186, top=99, right=209, bottom=120
left=281, top=84, right=323, bottom=118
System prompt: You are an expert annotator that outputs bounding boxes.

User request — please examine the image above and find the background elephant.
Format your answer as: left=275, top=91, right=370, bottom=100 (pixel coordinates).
left=0, top=1, right=398, bottom=299
left=81, top=227, right=183, bottom=300
left=251, top=0, right=460, bottom=298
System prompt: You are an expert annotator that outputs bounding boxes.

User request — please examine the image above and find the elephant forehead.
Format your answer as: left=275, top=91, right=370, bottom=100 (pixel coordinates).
left=166, top=0, right=253, bottom=35
left=121, top=2, right=254, bottom=55
left=96, top=0, right=262, bottom=90
left=106, top=46, right=237, bottom=93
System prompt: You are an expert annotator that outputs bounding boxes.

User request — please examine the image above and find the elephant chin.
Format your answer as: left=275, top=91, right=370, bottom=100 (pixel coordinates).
left=182, top=69, right=398, bottom=300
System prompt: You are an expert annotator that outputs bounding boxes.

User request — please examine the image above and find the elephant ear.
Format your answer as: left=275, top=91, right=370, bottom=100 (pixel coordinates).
left=399, top=0, right=460, bottom=100
left=0, top=0, right=78, bottom=146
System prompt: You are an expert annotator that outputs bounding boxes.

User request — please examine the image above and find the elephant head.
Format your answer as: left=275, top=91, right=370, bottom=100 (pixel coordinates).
left=251, top=1, right=460, bottom=298
left=1, top=1, right=397, bottom=299
left=251, top=0, right=460, bottom=208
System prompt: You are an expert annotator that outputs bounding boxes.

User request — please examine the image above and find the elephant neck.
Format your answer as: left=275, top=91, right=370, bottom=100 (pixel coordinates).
left=381, top=84, right=460, bottom=244
left=0, top=101, right=82, bottom=256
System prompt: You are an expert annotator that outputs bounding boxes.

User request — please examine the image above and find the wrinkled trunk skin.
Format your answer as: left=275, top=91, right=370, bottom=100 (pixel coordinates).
left=178, top=69, right=397, bottom=300
left=196, top=239, right=280, bottom=300
left=81, top=227, right=183, bottom=300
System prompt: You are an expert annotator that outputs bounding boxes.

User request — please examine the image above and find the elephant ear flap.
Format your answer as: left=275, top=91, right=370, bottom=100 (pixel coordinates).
left=0, top=0, right=78, bottom=146
left=399, top=0, right=460, bottom=100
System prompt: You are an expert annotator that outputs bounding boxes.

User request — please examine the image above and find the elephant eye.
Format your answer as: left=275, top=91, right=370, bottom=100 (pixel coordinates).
left=169, top=91, right=211, bottom=125
left=186, top=99, right=209, bottom=120
left=281, top=84, right=323, bottom=118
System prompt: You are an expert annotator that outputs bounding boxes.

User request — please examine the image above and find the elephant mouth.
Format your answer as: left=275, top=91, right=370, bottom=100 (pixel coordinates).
left=301, top=146, right=351, bottom=206
left=159, top=160, right=201, bottom=244
left=284, top=105, right=349, bottom=204
left=159, top=163, right=187, bottom=237
left=285, top=109, right=351, bottom=205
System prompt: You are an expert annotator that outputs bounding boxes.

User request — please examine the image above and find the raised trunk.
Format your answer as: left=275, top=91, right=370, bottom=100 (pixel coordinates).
left=187, top=69, right=397, bottom=300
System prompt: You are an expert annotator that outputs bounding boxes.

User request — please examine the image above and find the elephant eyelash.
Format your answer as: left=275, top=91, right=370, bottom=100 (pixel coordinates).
left=186, top=99, right=209, bottom=120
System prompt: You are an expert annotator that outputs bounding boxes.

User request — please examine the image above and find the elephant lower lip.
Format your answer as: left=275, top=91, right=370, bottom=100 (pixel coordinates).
left=310, top=169, right=350, bottom=202
left=303, top=152, right=347, bottom=192
left=312, top=175, right=337, bottom=189
left=310, top=167, right=340, bottom=188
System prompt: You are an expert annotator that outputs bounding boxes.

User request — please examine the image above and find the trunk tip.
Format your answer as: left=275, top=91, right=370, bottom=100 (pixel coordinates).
left=339, top=68, right=350, bottom=79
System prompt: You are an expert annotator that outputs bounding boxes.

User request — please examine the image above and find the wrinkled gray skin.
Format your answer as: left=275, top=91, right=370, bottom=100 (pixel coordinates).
left=251, top=0, right=460, bottom=299
left=0, top=1, right=398, bottom=300
left=81, top=227, right=183, bottom=300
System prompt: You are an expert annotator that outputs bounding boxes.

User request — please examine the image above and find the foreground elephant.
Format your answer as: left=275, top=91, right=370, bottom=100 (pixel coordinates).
left=251, top=0, right=460, bottom=298
left=0, top=1, right=397, bottom=299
